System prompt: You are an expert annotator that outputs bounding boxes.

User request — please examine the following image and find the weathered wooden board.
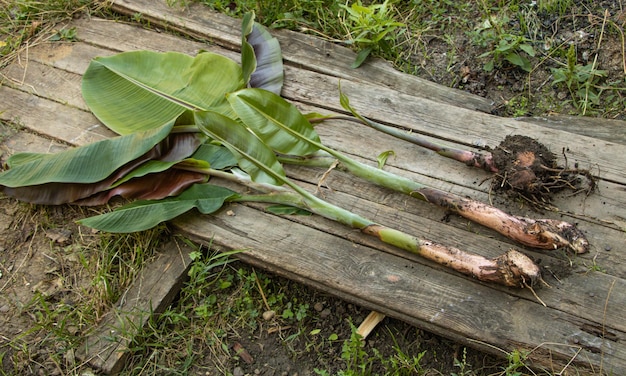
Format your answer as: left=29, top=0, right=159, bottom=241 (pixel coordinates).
left=521, top=116, right=626, bottom=145
left=75, top=239, right=193, bottom=374
left=1, top=6, right=625, bottom=374
left=9, top=19, right=626, bottom=226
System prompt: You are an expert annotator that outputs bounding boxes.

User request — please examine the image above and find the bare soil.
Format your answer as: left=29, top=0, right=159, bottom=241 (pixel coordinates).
left=400, top=0, right=626, bottom=120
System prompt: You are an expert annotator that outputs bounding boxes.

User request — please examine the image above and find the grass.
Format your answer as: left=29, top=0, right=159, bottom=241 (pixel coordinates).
left=0, top=200, right=168, bottom=375
left=114, top=242, right=503, bottom=375
left=0, top=0, right=97, bottom=69
left=181, top=0, right=626, bottom=118
left=0, top=0, right=623, bottom=374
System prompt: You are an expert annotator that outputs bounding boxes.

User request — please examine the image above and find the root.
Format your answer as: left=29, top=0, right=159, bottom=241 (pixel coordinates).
left=490, top=135, right=596, bottom=209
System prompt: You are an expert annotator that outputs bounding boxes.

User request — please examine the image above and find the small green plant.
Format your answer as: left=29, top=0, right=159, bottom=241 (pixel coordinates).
left=381, top=332, right=426, bottom=375
left=471, top=14, right=536, bottom=72
left=583, top=252, right=606, bottom=274
left=502, top=349, right=529, bottom=376
left=339, top=322, right=373, bottom=375
left=452, top=347, right=473, bottom=376
left=551, top=44, right=608, bottom=115
left=50, top=26, right=77, bottom=41
left=340, top=0, right=405, bottom=68
left=281, top=301, right=310, bottom=321
left=505, top=95, right=530, bottom=117
left=131, top=12, right=143, bottom=23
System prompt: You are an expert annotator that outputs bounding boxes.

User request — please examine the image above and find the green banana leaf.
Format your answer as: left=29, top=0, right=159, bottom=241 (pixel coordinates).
left=82, top=51, right=244, bottom=135
left=78, top=184, right=239, bottom=232
left=0, top=123, right=216, bottom=205
left=228, top=88, right=321, bottom=156
left=0, top=121, right=174, bottom=187
left=194, top=110, right=286, bottom=186
left=190, top=144, right=238, bottom=170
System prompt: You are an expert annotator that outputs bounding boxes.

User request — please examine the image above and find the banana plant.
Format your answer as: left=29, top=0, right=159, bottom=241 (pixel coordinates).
left=79, top=13, right=588, bottom=256
left=225, top=89, right=588, bottom=254
left=0, top=12, right=587, bottom=286
left=78, top=109, right=541, bottom=287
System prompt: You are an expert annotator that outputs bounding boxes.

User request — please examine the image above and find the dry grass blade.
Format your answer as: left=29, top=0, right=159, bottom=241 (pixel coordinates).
left=0, top=0, right=103, bottom=69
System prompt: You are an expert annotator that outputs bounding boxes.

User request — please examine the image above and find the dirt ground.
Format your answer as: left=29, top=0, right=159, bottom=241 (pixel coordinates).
left=402, top=0, right=626, bottom=120
left=0, top=195, right=502, bottom=375
left=1, top=1, right=625, bottom=375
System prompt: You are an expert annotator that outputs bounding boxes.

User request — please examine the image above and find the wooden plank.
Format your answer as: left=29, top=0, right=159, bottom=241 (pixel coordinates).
left=172, top=202, right=626, bottom=373
left=12, top=21, right=626, bottom=223
left=2, top=15, right=626, bottom=374
left=32, top=17, right=626, bottom=187
left=520, top=115, right=626, bottom=145
left=3, top=58, right=625, bottom=280
left=107, top=0, right=494, bottom=113
left=75, top=239, right=193, bottom=374
left=0, top=85, right=113, bottom=145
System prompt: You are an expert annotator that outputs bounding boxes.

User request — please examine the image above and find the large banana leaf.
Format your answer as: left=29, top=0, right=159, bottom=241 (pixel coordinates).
left=82, top=51, right=244, bottom=135
left=0, top=121, right=174, bottom=187
left=78, top=184, right=239, bottom=232
left=0, top=123, right=213, bottom=205
left=194, top=110, right=286, bottom=186
left=228, top=88, right=321, bottom=156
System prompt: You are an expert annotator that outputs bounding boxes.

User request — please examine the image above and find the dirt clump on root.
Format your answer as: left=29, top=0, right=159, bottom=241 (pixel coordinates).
left=490, top=135, right=595, bottom=207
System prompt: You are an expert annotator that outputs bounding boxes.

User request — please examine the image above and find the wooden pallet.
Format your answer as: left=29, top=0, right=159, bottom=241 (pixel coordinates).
left=1, top=1, right=626, bottom=373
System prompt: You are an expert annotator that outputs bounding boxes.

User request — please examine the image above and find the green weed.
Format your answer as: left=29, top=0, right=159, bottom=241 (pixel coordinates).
left=49, top=26, right=77, bottom=41
left=314, top=322, right=426, bottom=375
left=538, top=0, right=574, bottom=16
left=470, top=10, right=535, bottom=73
left=502, top=348, right=530, bottom=376
left=339, top=0, right=405, bottom=68
left=452, top=347, right=473, bottom=376
left=380, top=329, right=426, bottom=375
left=551, top=44, right=609, bottom=115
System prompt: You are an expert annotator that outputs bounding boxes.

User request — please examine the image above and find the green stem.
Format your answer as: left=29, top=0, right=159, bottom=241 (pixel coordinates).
left=334, top=86, right=498, bottom=172
left=216, top=171, right=540, bottom=288
left=279, top=151, right=588, bottom=253
left=321, top=115, right=498, bottom=172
